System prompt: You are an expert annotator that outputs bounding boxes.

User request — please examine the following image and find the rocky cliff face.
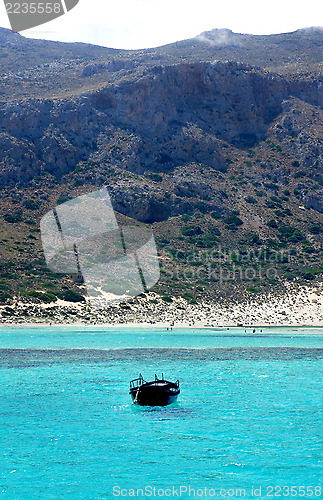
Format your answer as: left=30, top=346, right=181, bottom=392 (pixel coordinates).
left=1, top=61, right=323, bottom=223
left=0, top=60, right=321, bottom=192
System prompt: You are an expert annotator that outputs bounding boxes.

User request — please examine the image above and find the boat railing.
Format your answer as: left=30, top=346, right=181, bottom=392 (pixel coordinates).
left=130, top=375, right=179, bottom=389
left=130, top=374, right=146, bottom=389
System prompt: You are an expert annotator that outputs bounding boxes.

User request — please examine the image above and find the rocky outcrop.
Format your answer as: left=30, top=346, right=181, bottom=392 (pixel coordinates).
left=91, top=62, right=291, bottom=144
left=80, top=59, right=137, bottom=77
left=304, top=190, right=323, bottom=213
left=110, top=184, right=171, bottom=223
left=0, top=132, right=40, bottom=184
left=274, top=98, right=323, bottom=173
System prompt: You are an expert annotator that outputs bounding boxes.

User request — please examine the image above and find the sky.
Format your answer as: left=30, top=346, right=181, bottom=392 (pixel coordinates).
left=0, top=0, right=322, bottom=49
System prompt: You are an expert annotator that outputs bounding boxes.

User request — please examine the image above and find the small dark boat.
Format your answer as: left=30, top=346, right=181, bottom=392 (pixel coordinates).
left=129, top=374, right=180, bottom=406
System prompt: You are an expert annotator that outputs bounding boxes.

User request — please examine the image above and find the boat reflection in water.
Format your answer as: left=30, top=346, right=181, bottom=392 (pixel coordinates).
left=130, top=374, right=180, bottom=406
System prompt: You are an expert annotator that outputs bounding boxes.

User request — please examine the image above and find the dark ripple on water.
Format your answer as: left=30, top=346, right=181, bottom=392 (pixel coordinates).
left=132, top=404, right=195, bottom=420
left=0, top=347, right=322, bottom=368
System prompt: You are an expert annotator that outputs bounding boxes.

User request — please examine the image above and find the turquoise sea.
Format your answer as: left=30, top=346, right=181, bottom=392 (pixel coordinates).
left=0, top=326, right=322, bottom=499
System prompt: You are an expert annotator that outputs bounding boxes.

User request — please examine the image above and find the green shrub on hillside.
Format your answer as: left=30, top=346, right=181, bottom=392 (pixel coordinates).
left=57, top=195, right=73, bottom=205
left=224, top=212, right=243, bottom=230
left=145, top=173, right=163, bottom=182
left=58, top=289, right=85, bottom=302
left=210, top=211, right=222, bottom=219
left=0, top=291, right=12, bottom=303
left=309, top=225, right=321, bottom=234
left=278, top=226, right=304, bottom=243
left=264, top=182, right=279, bottom=191
left=238, top=233, right=261, bottom=246
left=181, top=225, right=203, bottom=237
left=274, top=210, right=286, bottom=218
left=303, top=246, right=317, bottom=254
left=194, top=233, right=220, bottom=248
left=26, top=291, right=57, bottom=303
left=161, top=294, right=172, bottom=303
left=3, top=210, right=23, bottom=223
left=301, top=271, right=315, bottom=280
left=182, top=292, right=197, bottom=304
left=267, top=219, right=278, bottom=228
left=23, top=199, right=41, bottom=210
left=266, top=201, right=279, bottom=209
left=293, top=171, right=307, bottom=179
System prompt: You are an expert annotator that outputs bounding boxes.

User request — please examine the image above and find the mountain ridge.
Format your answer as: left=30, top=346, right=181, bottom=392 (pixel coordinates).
left=0, top=27, right=322, bottom=314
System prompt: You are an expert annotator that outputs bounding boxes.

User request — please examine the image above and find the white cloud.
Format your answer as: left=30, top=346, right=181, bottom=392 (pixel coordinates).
left=0, top=0, right=322, bottom=49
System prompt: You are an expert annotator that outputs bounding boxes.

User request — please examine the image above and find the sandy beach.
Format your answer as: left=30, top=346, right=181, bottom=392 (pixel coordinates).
left=1, top=282, right=323, bottom=328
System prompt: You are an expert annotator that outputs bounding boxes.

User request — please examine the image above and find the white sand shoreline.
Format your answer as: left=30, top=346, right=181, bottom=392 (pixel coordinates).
left=1, top=283, right=323, bottom=329
left=1, top=323, right=323, bottom=332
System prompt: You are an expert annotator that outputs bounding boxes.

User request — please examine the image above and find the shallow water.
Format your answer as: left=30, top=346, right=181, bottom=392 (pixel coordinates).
left=0, top=327, right=322, bottom=499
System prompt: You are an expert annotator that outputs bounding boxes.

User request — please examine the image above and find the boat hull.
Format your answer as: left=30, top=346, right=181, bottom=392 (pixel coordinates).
left=130, top=381, right=180, bottom=406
